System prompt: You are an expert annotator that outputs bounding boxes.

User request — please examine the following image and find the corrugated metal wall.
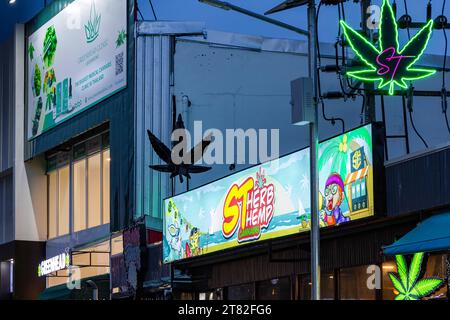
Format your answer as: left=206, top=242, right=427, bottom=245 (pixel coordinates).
left=386, top=146, right=450, bottom=216
left=135, top=33, right=172, bottom=230
left=0, top=30, right=16, bottom=245
left=0, top=34, right=15, bottom=172
left=0, top=171, right=14, bottom=244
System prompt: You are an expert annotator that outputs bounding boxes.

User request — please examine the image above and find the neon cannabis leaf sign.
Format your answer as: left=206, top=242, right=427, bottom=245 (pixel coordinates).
left=389, top=252, right=444, bottom=300
left=340, top=0, right=436, bottom=95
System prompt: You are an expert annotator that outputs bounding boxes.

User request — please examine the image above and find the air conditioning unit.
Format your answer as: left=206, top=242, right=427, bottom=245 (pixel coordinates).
left=290, top=77, right=314, bottom=126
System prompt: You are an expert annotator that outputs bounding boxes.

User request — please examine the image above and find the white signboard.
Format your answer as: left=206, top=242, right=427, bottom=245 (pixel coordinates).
left=38, top=252, right=70, bottom=277
left=27, top=0, right=127, bottom=139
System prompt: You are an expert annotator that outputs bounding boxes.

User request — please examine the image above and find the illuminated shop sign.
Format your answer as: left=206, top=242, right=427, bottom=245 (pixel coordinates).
left=38, top=252, right=70, bottom=277
left=340, top=0, right=435, bottom=95
left=389, top=252, right=444, bottom=300
left=27, top=0, right=127, bottom=139
left=163, top=124, right=383, bottom=263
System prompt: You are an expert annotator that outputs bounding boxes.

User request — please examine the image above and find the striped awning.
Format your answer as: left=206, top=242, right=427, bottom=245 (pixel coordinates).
left=345, top=167, right=368, bottom=185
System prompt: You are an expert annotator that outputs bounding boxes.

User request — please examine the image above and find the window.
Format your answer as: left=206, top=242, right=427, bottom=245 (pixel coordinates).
left=47, top=132, right=110, bottom=239
left=339, top=265, right=376, bottom=300
left=73, top=160, right=87, bottom=232
left=298, top=272, right=335, bottom=300
left=256, top=277, right=291, bottom=300
left=102, top=149, right=110, bottom=224
left=0, top=260, right=14, bottom=299
left=227, top=283, right=255, bottom=300
left=47, top=240, right=110, bottom=288
left=88, top=153, right=101, bottom=228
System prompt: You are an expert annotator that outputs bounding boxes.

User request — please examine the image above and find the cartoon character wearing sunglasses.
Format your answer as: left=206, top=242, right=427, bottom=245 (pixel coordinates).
left=321, top=173, right=350, bottom=226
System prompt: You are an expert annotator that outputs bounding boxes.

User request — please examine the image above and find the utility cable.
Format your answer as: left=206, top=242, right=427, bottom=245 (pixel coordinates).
left=149, top=0, right=158, bottom=20
left=316, top=1, right=345, bottom=132
left=403, top=0, right=430, bottom=147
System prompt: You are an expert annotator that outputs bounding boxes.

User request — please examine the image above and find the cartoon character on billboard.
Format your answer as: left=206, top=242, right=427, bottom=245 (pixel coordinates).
left=165, top=198, right=184, bottom=261
left=167, top=221, right=182, bottom=259
left=185, top=227, right=201, bottom=258
left=321, top=173, right=350, bottom=226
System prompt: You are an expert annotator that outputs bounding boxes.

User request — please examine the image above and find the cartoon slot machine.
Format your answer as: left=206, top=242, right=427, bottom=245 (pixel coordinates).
left=345, top=146, right=371, bottom=216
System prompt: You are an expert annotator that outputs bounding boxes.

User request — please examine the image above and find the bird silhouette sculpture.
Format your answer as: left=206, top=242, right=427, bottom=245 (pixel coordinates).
left=147, top=114, right=212, bottom=183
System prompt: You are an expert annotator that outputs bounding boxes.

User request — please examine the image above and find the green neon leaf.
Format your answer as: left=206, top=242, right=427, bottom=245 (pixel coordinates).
left=403, top=68, right=436, bottom=81
left=400, top=20, right=434, bottom=67
left=340, top=20, right=379, bottom=70
left=395, top=293, right=406, bottom=300
left=389, top=272, right=405, bottom=294
left=410, top=278, right=444, bottom=298
left=395, top=254, right=409, bottom=291
left=347, top=69, right=382, bottom=81
left=408, top=252, right=424, bottom=288
left=380, top=0, right=399, bottom=51
left=341, top=0, right=435, bottom=95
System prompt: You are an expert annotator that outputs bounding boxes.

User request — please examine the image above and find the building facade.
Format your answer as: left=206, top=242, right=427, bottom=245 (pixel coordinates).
left=0, top=0, right=449, bottom=300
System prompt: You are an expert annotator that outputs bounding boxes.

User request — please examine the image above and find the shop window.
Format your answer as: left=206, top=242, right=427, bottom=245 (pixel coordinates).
left=199, top=289, right=223, bottom=300
left=422, top=253, right=448, bottom=299
left=298, top=272, right=335, bottom=300
left=73, top=160, right=87, bottom=232
left=102, top=149, right=110, bottom=224
left=227, top=283, right=255, bottom=300
left=339, top=265, right=376, bottom=300
left=47, top=240, right=110, bottom=288
left=256, top=277, right=291, bottom=300
left=47, top=132, right=110, bottom=239
left=48, top=171, right=58, bottom=238
left=0, top=260, right=14, bottom=299
left=88, top=153, right=102, bottom=228
left=48, top=165, right=70, bottom=238
left=382, top=260, right=397, bottom=300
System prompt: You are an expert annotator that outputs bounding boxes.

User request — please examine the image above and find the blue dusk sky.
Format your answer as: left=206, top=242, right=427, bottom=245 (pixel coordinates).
left=0, top=0, right=449, bottom=56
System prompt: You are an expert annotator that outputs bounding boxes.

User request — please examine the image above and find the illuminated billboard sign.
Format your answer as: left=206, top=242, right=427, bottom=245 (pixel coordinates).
left=163, top=124, right=383, bottom=263
left=38, top=252, right=70, bottom=277
left=27, top=0, right=127, bottom=139
left=340, top=0, right=435, bottom=96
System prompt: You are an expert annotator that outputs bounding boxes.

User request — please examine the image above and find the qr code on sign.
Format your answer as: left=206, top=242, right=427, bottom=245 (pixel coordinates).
left=115, top=52, right=124, bottom=75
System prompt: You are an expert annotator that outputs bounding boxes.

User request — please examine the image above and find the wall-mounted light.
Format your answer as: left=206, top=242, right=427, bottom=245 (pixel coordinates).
left=9, top=0, right=17, bottom=5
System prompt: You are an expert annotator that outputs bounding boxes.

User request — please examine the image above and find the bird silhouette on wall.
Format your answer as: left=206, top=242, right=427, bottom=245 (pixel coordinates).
left=147, top=114, right=212, bottom=184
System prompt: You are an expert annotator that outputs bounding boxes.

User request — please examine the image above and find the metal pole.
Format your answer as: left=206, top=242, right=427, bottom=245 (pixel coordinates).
left=361, top=0, right=376, bottom=123
left=308, top=0, right=320, bottom=300
left=199, top=0, right=309, bottom=36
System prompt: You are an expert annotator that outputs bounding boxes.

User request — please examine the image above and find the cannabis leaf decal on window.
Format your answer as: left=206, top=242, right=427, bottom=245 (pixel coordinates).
left=340, top=0, right=436, bottom=95
left=389, top=252, right=444, bottom=300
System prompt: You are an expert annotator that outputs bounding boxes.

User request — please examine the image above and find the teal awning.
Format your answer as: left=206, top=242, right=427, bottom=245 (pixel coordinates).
left=383, top=212, right=450, bottom=255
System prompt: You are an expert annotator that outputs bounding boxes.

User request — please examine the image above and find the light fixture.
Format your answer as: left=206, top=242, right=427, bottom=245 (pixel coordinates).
left=9, top=0, right=16, bottom=4
left=198, top=0, right=230, bottom=10
left=265, top=0, right=347, bottom=15
left=198, top=0, right=308, bottom=36
left=265, top=0, right=308, bottom=15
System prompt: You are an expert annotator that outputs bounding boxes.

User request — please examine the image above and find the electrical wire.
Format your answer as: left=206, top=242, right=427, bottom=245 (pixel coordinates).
left=149, top=0, right=158, bottom=20
left=403, top=0, right=411, bottom=39
left=403, top=0, right=430, bottom=147
left=316, top=1, right=345, bottom=132
left=137, top=6, right=145, bottom=20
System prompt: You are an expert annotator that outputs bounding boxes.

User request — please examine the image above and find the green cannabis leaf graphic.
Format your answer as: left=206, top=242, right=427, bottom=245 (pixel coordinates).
left=116, top=29, right=126, bottom=47
left=43, top=26, right=57, bottom=68
left=28, top=42, right=35, bottom=61
left=389, top=252, right=444, bottom=300
left=85, top=0, right=101, bottom=43
left=340, top=0, right=436, bottom=95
